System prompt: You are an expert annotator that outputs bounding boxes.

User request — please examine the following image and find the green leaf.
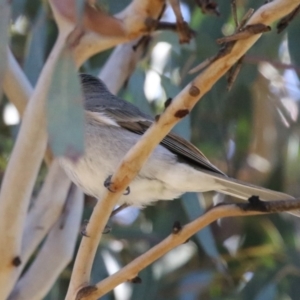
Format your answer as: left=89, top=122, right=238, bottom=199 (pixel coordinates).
left=47, top=47, right=85, bottom=159
left=181, top=193, right=225, bottom=273
left=0, top=1, right=10, bottom=94
left=131, top=267, right=158, bottom=300
left=24, top=6, right=47, bottom=85
left=11, top=0, right=26, bottom=20
left=287, top=13, right=300, bottom=78
left=254, top=282, right=277, bottom=300
left=179, top=271, right=213, bottom=300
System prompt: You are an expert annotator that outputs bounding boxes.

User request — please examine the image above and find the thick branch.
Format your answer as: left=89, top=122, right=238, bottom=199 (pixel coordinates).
left=65, top=37, right=149, bottom=300
left=57, top=0, right=165, bottom=66
left=9, top=184, right=83, bottom=300
left=0, top=32, right=68, bottom=299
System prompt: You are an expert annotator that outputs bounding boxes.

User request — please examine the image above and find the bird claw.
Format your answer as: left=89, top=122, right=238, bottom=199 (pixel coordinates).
left=104, top=175, right=130, bottom=195
left=123, top=186, right=130, bottom=195
left=104, top=175, right=114, bottom=192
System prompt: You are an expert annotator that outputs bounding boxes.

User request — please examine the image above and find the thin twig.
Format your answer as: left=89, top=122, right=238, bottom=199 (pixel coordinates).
left=79, top=197, right=300, bottom=299
left=231, top=0, right=239, bottom=27
left=168, top=0, right=194, bottom=43
left=216, top=24, right=271, bottom=44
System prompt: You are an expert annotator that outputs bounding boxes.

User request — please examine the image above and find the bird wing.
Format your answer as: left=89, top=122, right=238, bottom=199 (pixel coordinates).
left=87, top=103, right=225, bottom=176
left=81, top=71, right=224, bottom=176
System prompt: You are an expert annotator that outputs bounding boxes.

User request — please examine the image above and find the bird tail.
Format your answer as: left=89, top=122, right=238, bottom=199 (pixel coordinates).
left=207, top=172, right=300, bottom=218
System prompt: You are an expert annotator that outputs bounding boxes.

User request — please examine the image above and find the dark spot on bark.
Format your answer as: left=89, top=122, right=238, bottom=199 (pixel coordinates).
left=172, top=221, right=182, bottom=234
left=164, top=97, right=173, bottom=108
left=12, top=256, right=22, bottom=267
left=130, top=276, right=142, bottom=284
left=174, top=109, right=189, bottom=118
left=76, top=285, right=97, bottom=300
left=189, top=85, right=200, bottom=96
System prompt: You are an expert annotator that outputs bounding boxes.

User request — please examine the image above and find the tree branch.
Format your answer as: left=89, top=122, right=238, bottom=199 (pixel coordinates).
left=0, top=30, right=68, bottom=299
left=65, top=0, right=300, bottom=299
left=82, top=197, right=300, bottom=299
left=9, top=184, right=83, bottom=300
left=19, top=162, right=71, bottom=275
left=59, top=0, right=165, bottom=67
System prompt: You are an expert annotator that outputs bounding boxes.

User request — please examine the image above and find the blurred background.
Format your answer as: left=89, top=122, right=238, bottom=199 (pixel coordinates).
left=2, top=0, right=300, bottom=299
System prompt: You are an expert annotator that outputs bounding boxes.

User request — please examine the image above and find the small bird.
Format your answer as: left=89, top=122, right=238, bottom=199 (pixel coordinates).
left=60, top=74, right=298, bottom=216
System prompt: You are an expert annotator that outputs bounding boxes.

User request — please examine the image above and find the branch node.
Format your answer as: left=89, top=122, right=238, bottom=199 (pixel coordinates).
left=244, top=23, right=271, bottom=34
left=172, top=221, right=182, bottom=234
left=217, top=24, right=271, bottom=44
left=67, top=26, right=85, bottom=49
left=76, top=285, right=98, bottom=300
left=144, top=17, right=158, bottom=31
left=12, top=256, right=22, bottom=267
left=245, top=195, right=268, bottom=212
left=81, top=220, right=90, bottom=237
left=177, top=21, right=195, bottom=44
left=164, top=97, right=173, bottom=109
left=103, top=175, right=116, bottom=193
left=189, top=85, right=201, bottom=97
left=130, top=276, right=142, bottom=284
left=174, top=109, right=189, bottom=118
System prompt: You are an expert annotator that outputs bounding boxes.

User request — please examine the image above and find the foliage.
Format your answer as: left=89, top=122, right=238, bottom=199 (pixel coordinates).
left=1, top=0, right=300, bottom=299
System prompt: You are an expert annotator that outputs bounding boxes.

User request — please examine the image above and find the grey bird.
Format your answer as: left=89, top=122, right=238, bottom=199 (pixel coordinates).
left=60, top=73, right=298, bottom=216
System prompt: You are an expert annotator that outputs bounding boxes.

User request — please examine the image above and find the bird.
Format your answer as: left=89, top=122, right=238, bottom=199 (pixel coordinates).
left=59, top=73, right=298, bottom=216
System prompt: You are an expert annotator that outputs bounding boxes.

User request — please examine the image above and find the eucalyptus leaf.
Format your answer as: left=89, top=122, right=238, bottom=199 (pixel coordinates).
left=11, top=0, right=26, bottom=20
left=182, top=193, right=225, bottom=273
left=127, top=69, right=152, bottom=114
left=47, top=47, right=85, bottom=159
left=179, top=270, right=213, bottom=300
left=254, top=282, right=277, bottom=300
left=131, top=267, right=158, bottom=300
left=24, top=6, right=47, bottom=85
left=287, top=14, right=300, bottom=79
left=0, top=0, right=10, bottom=95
